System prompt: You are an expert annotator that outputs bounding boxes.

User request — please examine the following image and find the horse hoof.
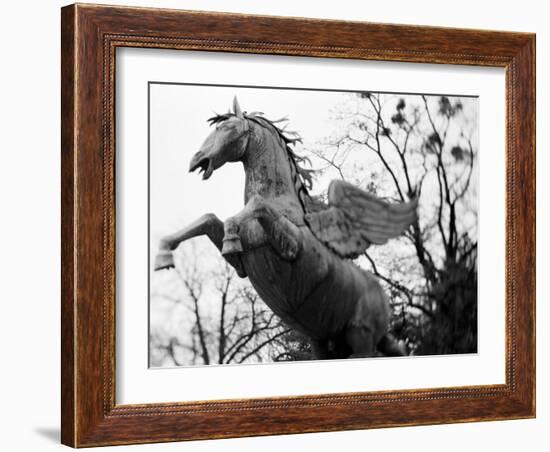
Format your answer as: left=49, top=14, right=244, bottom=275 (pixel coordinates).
left=154, top=250, right=175, bottom=271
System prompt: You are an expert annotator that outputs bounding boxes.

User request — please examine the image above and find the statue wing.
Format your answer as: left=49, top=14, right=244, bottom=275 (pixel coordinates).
left=305, top=180, right=418, bottom=258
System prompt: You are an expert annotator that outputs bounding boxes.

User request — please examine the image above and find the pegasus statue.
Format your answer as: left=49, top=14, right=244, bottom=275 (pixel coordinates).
left=155, top=97, right=418, bottom=359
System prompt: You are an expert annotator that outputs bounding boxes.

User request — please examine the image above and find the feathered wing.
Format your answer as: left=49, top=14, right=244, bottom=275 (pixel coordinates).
left=305, top=180, right=418, bottom=258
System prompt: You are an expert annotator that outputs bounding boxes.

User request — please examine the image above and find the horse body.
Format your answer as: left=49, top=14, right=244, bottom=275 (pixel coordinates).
left=231, top=120, right=389, bottom=348
left=155, top=98, right=413, bottom=358
left=241, top=230, right=390, bottom=344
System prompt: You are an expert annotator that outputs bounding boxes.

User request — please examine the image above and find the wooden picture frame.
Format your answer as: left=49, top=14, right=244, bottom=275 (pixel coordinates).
left=61, top=3, right=535, bottom=447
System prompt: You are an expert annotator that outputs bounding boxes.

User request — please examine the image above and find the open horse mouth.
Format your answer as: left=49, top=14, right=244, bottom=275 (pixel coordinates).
left=189, top=156, right=214, bottom=180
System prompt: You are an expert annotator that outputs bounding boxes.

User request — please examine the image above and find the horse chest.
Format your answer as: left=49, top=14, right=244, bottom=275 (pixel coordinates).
left=239, top=219, right=268, bottom=249
left=241, top=247, right=299, bottom=321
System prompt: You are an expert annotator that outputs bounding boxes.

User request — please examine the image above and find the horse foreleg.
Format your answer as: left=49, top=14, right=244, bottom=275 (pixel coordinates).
left=154, top=213, right=247, bottom=277
left=222, top=196, right=302, bottom=261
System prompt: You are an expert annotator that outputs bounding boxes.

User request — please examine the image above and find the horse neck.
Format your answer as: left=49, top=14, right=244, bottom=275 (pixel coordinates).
left=242, top=123, right=301, bottom=207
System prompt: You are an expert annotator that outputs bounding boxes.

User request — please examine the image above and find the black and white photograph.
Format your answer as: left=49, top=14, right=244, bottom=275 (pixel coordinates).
left=148, top=84, right=479, bottom=367
left=0, top=0, right=543, bottom=449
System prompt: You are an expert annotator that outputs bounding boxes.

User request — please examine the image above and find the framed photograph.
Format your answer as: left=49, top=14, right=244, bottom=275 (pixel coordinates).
left=61, top=4, right=535, bottom=447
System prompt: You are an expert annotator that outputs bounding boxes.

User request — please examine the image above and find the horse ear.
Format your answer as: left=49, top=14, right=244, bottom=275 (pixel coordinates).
left=233, top=96, right=244, bottom=118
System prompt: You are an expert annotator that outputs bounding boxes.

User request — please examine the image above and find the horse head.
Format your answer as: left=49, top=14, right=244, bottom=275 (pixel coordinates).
left=189, top=97, right=249, bottom=180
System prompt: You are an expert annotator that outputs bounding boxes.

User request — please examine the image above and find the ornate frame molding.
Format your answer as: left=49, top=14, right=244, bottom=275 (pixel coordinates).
left=61, top=4, right=535, bottom=447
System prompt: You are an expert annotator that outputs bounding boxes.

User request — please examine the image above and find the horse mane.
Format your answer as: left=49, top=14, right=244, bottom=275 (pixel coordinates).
left=207, top=111, right=318, bottom=213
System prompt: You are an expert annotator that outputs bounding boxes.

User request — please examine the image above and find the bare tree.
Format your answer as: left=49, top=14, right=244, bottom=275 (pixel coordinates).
left=303, top=93, right=478, bottom=355
left=149, top=241, right=306, bottom=366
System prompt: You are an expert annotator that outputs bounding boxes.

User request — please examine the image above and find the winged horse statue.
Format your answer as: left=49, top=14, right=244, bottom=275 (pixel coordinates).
left=155, top=97, right=418, bottom=359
